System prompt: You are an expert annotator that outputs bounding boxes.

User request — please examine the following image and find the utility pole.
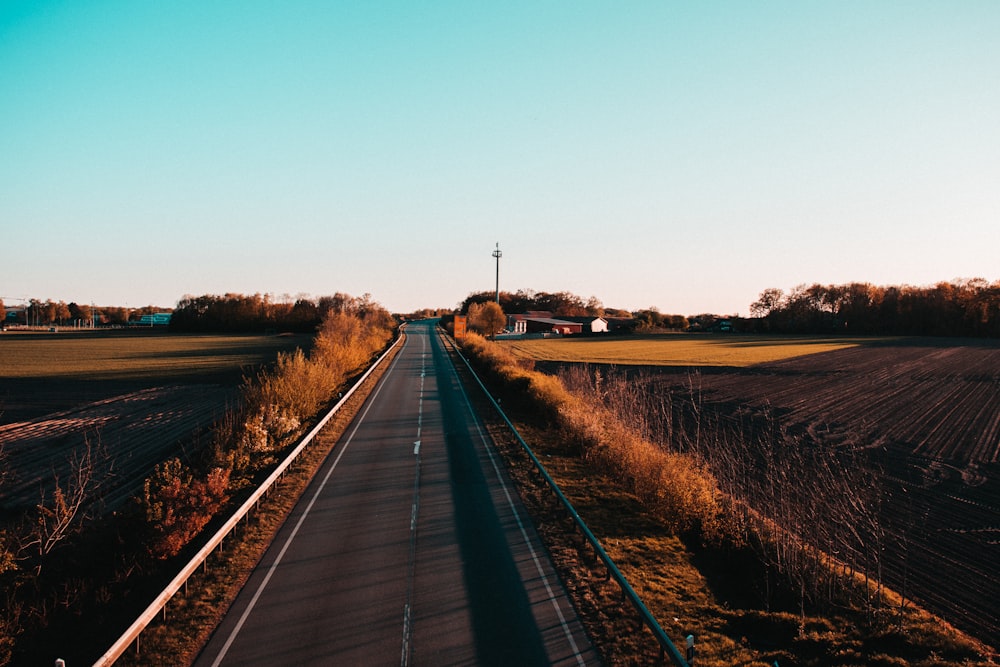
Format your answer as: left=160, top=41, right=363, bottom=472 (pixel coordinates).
left=492, top=242, right=502, bottom=304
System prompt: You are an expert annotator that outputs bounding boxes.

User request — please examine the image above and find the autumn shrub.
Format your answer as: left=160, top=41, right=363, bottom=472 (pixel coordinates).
left=264, top=348, right=339, bottom=419
left=210, top=308, right=395, bottom=480
left=314, top=310, right=392, bottom=369
left=459, top=333, right=566, bottom=425
left=141, top=458, right=231, bottom=559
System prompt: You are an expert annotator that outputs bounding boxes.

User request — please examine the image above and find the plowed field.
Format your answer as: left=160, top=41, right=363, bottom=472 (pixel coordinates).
left=0, top=385, right=235, bottom=513
left=650, top=338, right=1000, bottom=648
left=0, top=330, right=310, bottom=515
left=539, top=336, right=1000, bottom=649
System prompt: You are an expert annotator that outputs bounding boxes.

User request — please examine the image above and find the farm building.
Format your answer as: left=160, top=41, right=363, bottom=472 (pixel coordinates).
left=508, top=311, right=552, bottom=332
left=507, top=315, right=581, bottom=335
left=508, top=312, right=608, bottom=335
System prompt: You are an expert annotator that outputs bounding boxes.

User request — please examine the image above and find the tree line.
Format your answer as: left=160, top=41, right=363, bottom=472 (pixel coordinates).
left=749, top=279, right=1000, bottom=337
left=1, top=292, right=389, bottom=333
left=460, top=289, right=628, bottom=318
left=1, top=298, right=164, bottom=327
left=458, top=289, right=692, bottom=332
left=170, top=292, right=383, bottom=333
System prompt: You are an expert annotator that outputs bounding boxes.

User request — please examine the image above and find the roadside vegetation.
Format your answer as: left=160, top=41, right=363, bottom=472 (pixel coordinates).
left=0, top=294, right=396, bottom=665
left=456, top=331, right=994, bottom=666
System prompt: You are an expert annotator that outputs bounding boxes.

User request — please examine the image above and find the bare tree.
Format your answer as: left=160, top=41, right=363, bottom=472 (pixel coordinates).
left=23, top=437, right=108, bottom=567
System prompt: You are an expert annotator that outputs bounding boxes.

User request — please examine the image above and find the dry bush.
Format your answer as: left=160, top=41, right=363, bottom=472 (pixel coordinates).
left=313, top=310, right=393, bottom=371
left=212, top=307, right=395, bottom=482
left=141, top=458, right=231, bottom=559
left=261, top=348, right=339, bottom=419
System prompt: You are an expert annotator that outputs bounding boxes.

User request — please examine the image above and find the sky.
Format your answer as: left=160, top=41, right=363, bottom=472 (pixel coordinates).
left=2, top=1, right=998, bottom=316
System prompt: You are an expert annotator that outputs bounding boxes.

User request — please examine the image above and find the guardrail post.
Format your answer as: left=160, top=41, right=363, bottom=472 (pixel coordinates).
left=686, top=634, right=695, bottom=665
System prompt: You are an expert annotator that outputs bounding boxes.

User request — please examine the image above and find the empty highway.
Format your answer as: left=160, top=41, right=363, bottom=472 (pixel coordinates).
left=193, top=319, right=600, bottom=666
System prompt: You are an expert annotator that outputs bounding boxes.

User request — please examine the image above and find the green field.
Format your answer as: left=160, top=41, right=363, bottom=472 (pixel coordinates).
left=0, top=330, right=311, bottom=381
left=499, top=333, right=880, bottom=367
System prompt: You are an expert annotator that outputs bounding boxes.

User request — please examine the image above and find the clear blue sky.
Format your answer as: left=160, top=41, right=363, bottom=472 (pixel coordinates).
left=2, top=1, right=998, bottom=315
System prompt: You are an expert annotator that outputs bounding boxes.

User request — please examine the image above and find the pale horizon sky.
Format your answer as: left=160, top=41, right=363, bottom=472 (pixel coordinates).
left=3, top=2, right=998, bottom=316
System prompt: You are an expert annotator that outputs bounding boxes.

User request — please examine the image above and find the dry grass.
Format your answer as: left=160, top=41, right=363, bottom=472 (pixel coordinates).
left=500, top=333, right=875, bottom=367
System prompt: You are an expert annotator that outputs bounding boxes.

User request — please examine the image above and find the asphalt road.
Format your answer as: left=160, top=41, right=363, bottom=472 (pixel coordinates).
left=193, top=320, right=600, bottom=666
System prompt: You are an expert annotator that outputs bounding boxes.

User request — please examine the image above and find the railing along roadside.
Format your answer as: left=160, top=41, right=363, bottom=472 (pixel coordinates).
left=93, top=331, right=404, bottom=667
left=441, top=329, right=689, bottom=667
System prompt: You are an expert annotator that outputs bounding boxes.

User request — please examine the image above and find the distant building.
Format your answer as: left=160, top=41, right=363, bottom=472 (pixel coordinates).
left=508, top=311, right=551, bottom=334
left=508, top=312, right=609, bottom=336
left=506, top=312, right=613, bottom=336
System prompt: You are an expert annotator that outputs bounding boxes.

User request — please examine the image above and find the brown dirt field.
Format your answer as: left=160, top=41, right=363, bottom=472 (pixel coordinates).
left=544, top=336, right=1000, bottom=649
left=0, top=331, right=311, bottom=516
left=0, top=385, right=235, bottom=514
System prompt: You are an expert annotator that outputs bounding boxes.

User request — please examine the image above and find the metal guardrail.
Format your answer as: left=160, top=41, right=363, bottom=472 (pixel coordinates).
left=93, top=333, right=403, bottom=667
left=443, top=330, right=690, bottom=667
